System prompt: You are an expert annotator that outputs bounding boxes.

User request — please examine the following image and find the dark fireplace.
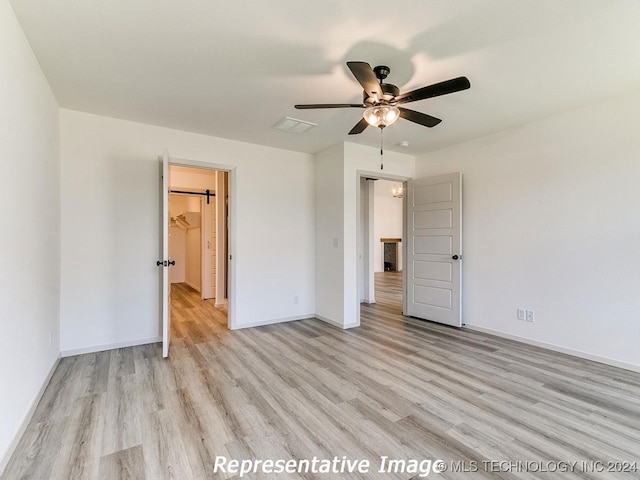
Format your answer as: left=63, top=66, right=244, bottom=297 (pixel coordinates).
left=381, top=238, right=401, bottom=271
left=384, top=243, right=397, bottom=271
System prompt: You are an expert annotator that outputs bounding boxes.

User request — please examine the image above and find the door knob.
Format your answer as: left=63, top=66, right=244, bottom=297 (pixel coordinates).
left=156, top=260, right=175, bottom=267
left=452, top=255, right=460, bottom=260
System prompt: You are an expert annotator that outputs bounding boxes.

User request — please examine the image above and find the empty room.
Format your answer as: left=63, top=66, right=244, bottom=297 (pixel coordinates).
left=1, top=1, right=639, bottom=479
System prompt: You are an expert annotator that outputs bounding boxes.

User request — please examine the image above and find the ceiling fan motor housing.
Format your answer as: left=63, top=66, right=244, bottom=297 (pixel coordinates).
left=361, top=65, right=399, bottom=105
left=363, top=83, right=400, bottom=105
left=373, top=65, right=391, bottom=80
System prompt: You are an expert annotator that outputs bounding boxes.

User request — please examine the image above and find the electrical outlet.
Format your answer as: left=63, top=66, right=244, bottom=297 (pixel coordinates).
left=293, top=296, right=299, bottom=305
left=526, top=310, right=535, bottom=322
left=517, top=308, right=526, bottom=321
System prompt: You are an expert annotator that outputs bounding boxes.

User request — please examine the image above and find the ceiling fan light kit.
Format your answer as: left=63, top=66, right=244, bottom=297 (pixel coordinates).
left=363, top=105, right=400, bottom=128
left=294, top=61, right=470, bottom=135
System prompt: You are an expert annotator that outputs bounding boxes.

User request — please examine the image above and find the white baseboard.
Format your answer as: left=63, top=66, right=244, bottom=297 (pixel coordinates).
left=314, top=314, right=343, bottom=328
left=185, top=281, right=200, bottom=293
left=464, top=324, right=640, bottom=374
left=0, top=355, right=60, bottom=476
left=61, top=336, right=161, bottom=357
left=314, top=314, right=359, bottom=330
left=215, top=298, right=228, bottom=308
left=230, top=314, right=315, bottom=330
left=230, top=313, right=360, bottom=331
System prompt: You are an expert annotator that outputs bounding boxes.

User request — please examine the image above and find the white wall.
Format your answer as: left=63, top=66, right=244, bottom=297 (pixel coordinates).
left=60, top=109, right=315, bottom=353
left=315, top=144, right=345, bottom=325
left=169, top=226, right=186, bottom=283
left=185, top=227, right=201, bottom=291
left=0, top=0, right=60, bottom=470
left=315, top=142, right=414, bottom=328
left=168, top=195, right=192, bottom=284
left=170, top=165, right=216, bottom=190
left=415, top=92, right=640, bottom=370
left=373, top=181, right=404, bottom=272
left=169, top=194, right=202, bottom=289
left=169, top=193, right=202, bottom=216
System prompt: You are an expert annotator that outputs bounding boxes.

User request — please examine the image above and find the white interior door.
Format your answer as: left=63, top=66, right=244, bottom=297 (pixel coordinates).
left=405, top=172, right=462, bottom=327
left=161, top=151, right=171, bottom=357
left=215, top=171, right=227, bottom=306
left=202, top=194, right=216, bottom=299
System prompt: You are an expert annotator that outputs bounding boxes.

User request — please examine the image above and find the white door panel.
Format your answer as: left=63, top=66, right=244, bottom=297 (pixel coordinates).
left=202, top=195, right=216, bottom=299
left=414, top=209, right=452, bottom=229
left=161, top=151, right=171, bottom=358
left=414, top=285, right=452, bottom=309
left=414, top=235, right=452, bottom=255
left=406, top=172, right=462, bottom=327
left=414, top=181, right=453, bottom=204
left=414, top=260, right=452, bottom=282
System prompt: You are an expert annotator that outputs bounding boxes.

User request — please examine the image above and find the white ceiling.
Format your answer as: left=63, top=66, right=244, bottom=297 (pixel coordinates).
left=9, top=0, right=640, bottom=155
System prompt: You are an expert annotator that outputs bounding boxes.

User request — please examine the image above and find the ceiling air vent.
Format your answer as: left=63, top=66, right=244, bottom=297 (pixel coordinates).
left=272, top=117, right=317, bottom=134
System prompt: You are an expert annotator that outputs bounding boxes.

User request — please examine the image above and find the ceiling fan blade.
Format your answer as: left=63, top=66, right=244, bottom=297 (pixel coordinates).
left=398, top=107, right=442, bottom=127
left=347, top=61, right=383, bottom=99
left=348, top=117, right=369, bottom=135
left=295, top=103, right=363, bottom=109
left=395, top=76, right=470, bottom=104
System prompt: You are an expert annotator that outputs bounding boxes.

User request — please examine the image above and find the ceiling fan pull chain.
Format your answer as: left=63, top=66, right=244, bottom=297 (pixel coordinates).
left=380, top=127, right=384, bottom=170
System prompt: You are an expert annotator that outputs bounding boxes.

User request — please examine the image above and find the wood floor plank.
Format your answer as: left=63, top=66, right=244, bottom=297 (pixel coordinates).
left=49, top=393, right=104, bottom=480
left=139, top=408, right=196, bottom=480
left=98, top=445, right=145, bottom=480
left=100, top=372, right=142, bottom=457
left=0, top=419, right=69, bottom=480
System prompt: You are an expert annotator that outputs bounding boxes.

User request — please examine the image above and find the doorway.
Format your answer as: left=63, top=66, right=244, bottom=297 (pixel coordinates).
left=357, top=171, right=463, bottom=329
left=358, top=176, right=407, bottom=317
left=169, top=193, right=204, bottom=294
left=165, top=162, right=232, bottom=350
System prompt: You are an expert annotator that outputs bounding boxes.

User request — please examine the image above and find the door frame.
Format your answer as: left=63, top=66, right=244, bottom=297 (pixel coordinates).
left=356, top=170, right=411, bottom=327
left=167, top=156, right=237, bottom=329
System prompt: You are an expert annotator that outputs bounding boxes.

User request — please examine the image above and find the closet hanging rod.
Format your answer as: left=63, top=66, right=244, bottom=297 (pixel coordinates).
left=169, top=189, right=215, bottom=204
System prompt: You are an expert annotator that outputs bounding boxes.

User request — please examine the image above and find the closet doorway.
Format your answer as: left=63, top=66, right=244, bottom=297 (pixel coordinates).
left=168, top=165, right=230, bottom=343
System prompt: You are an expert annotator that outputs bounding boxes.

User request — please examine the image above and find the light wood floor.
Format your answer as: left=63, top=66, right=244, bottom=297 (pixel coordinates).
left=3, top=274, right=640, bottom=479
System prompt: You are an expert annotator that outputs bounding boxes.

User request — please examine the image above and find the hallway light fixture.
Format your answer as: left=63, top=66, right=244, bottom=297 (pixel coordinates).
left=392, top=186, right=404, bottom=198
